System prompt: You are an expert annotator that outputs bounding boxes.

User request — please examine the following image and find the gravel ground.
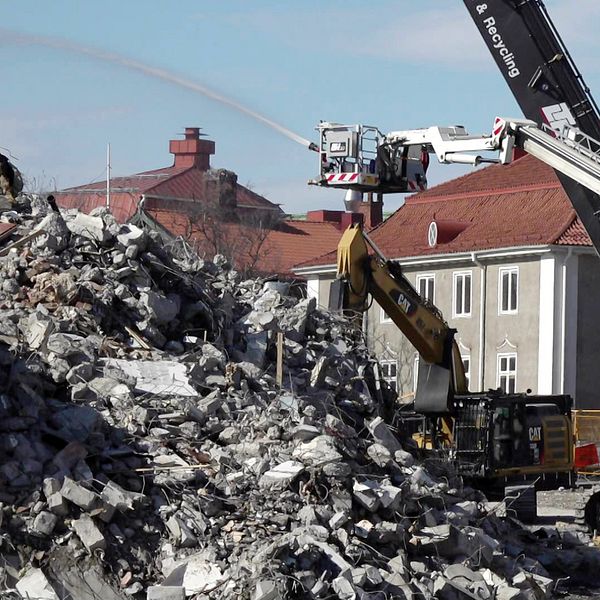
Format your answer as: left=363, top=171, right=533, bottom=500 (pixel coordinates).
left=537, top=489, right=600, bottom=598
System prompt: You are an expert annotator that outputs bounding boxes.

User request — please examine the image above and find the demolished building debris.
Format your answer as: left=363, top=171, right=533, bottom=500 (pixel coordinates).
left=0, top=196, right=599, bottom=599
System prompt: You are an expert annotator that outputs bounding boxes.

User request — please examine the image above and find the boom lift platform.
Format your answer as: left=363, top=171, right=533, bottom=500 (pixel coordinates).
left=309, top=113, right=600, bottom=199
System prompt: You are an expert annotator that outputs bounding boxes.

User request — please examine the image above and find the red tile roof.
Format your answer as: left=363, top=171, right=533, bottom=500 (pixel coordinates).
left=259, top=220, right=345, bottom=276
left=144, top=206, right=343, bottom=277
left=556, top=218, right=591, bottom=246
left=414, top=152, right=561, bottom=199
left=296, top=155, right=593, bottom=270
left=53, top=129, right=346, bottom=278
left=56, top=164, right=280, bottom=224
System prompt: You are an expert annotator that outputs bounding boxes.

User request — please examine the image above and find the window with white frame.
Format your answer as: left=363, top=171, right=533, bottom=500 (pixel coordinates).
left=413, top=354, right=420, bottom=394
left=497, top=353, right=517, bottom=393
left=453, top=271, right=472, bottom=317
left=499, top=267, right=518, bottom=314
left=416, top=273, right=435, bottom=303
left=380, top=360, right=398, bottom=392
left=461, top=355, right=471, bottom=389
left=380, top=305, right=392, bottom=323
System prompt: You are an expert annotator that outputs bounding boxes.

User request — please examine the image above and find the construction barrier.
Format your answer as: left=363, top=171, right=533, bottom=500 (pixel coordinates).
left=573, top=410, right=600, bottom=474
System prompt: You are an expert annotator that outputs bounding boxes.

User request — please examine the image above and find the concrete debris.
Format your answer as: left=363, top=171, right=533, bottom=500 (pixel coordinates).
left=72, top=514, right=106, bottom=552
left=146, top=587, right=186, bottom=600
left=15, top=567, right=60, bottom=600
left=0, top=200, right=598, bottom=599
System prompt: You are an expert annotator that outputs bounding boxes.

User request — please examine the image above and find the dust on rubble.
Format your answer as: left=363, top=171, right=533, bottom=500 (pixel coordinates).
left=1, top=196, right=600, bottom=599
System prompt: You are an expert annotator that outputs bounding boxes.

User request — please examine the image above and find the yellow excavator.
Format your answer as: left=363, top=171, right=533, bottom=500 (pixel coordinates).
left=311, top=0, right=600, bottom=531
left=331, top=224, right=586, bottom=524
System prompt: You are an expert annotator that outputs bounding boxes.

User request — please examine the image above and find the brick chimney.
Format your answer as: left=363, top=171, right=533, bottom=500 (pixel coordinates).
left=169, top=127, right=215, bottom=169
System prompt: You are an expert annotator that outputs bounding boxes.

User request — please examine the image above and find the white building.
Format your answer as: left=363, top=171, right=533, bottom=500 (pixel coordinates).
left=294, top=155, right=600, bottom=409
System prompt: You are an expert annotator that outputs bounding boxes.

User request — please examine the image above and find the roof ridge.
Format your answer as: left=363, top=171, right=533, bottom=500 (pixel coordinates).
left=552, top=209, right=578, bottom=243
left=60, top=164, right=193, bottom=192
left=146, top=165, right=199, bottom=195
left=294, top=247, right=337, bottom=269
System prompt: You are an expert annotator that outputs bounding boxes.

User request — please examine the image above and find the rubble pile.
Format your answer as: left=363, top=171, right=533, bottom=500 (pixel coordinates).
left=0, top=199, right=599, bottom=599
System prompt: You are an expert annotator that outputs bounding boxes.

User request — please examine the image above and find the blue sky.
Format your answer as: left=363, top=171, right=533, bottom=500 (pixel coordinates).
left=2, top=1, right=600, bottom=214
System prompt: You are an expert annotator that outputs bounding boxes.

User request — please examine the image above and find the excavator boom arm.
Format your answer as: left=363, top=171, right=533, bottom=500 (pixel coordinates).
left=335, top=225, right=468, bottom=411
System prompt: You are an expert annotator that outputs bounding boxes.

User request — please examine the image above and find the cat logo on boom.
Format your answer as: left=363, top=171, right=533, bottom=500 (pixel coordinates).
left=390, top=290, right=417, bottom=316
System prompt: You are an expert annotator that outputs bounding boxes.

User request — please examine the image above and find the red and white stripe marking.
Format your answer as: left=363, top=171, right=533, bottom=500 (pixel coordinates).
left=327, top=173, right=359, bottom=183
left=492, top=117, right=506, bottom=143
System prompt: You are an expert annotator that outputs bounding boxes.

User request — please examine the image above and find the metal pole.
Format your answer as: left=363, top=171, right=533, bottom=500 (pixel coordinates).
left=106, top=143, right=111, bottom=209
left=276, top=332, right=284, bottom=388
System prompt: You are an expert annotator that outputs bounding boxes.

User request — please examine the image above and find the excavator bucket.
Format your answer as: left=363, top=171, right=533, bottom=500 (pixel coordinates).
left=414, top=360, right=452, bottom=414
left=328, top=278, right=346, bottom=312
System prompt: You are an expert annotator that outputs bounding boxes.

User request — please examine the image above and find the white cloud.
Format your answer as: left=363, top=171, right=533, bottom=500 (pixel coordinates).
left=215, top=5, right=488, bottom=70
left=221, top=2, right=600, bottom=75
left=344, top=8, right=486, bottom=69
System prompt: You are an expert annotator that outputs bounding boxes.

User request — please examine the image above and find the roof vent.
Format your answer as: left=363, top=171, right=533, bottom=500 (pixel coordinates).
left=428, top=221, right=438, bottom=247
left=428, top=219, right=469, bottom=247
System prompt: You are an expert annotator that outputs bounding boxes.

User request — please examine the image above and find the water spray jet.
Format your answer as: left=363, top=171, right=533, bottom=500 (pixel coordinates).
left=1, top=29, right=317, bottom=151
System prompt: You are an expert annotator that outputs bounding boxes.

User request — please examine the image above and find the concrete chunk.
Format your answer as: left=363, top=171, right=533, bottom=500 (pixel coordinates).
left=353, top=480, right=382, bottom=512
left=60, top=477, right=98, bottom=510
left=166, top=516, right=197, bottom=548
left=117, top=224, right=147, bottom=250
left=252, top=580, right=279, bottom=600
left=367, top=442, right=394, bottom=467
left=367, top=417, right=401, bottom=454
left=101, top=480, right=145, bottom=511
left=32, top=511, right=58, bottom=536
left=332, top=576, right=356, bottom=600
left=292, top=435, right=342, bottom=467
left=259, top=460, right=305, bottom=489
left=42, top=477, right=61, bottom=499
left=47, top=492, right=69, bottom=516
left=16, top=567, right=60, bottom=600
left=72, top=515, right=106, bottom=552
left=147, top=587, right=186, bottom=600
left=67, top=213, right=110, bottom=242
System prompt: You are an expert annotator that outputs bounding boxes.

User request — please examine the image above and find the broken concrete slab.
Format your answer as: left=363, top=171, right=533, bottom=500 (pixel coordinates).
left=32, top=511, right=58, bottom=536
left=147, top=587, right=186, bottom=600
left=66, top=212, right=111, bottom=243
left=72, top=515, right=106, bottom=552
left=47, top=557, right=128, bottom=600
left=367, top=416, right=402, bottom=454
left=60, top=477, right=98, bottom=510
left=16, top=567, right=60, bottom=600
left=259, top=460, right=305, bottom=490
left=292, top=435, right=343, bottom=467
left=100, top=358, right=197, bottom=396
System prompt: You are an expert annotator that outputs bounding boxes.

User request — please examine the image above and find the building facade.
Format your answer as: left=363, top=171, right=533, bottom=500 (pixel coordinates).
left=294, top=155, right=600, bottom=409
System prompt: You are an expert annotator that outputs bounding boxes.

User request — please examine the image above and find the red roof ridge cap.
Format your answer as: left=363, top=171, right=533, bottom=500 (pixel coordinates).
left=551, top=208, right=578, bottom=243
left=143, top=165, right=200, bottom=195
left=294, top=248, right=337, bottom=269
